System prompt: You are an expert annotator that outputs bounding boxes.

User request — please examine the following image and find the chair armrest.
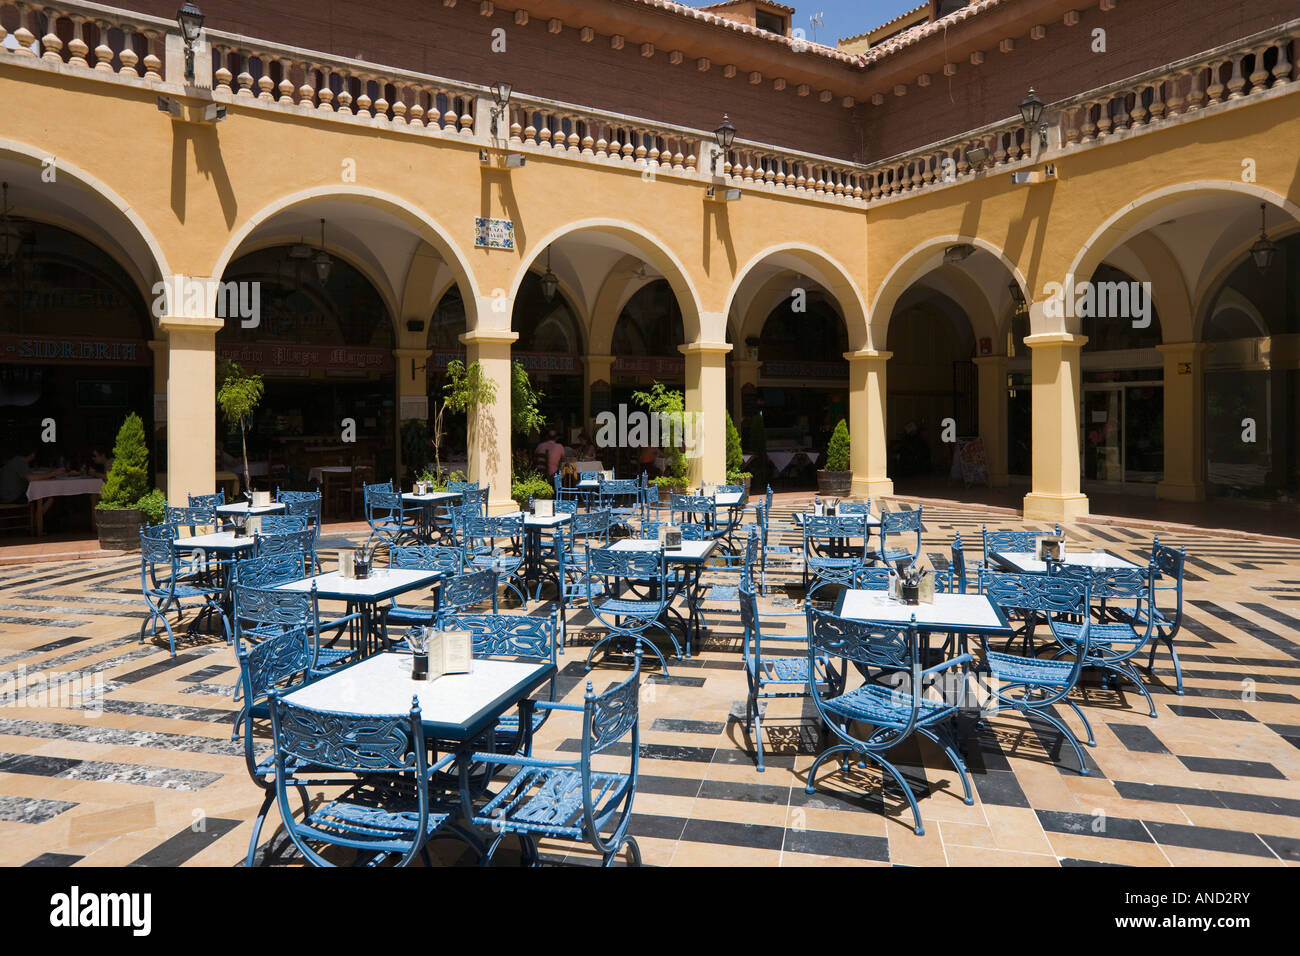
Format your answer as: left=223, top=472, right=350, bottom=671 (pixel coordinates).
left=426, top=751, right=460, bottom=777
left=535, top=701, right=584, bottom=713
left=468, top=752, right=577, bottom=770
left=921, top=653, right=974, bottom=678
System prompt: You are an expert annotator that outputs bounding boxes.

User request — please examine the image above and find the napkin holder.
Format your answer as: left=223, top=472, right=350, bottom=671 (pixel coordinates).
left=533, top=498, right=554, bottom=517
left=252, top=490, right=271, bottom=508
left=415, top=480, right=430, bottom=496
left=1036, top=536, right=1065, bottom=561
left=338, top=550, right=356, bottom=579
left=702, top=483, right=716, bottom=498
left=917, top=570, right=936, bottom=605
left=813, top=498, right=824, bottom=516
left=602, top=470, right=614, bottom=481
left=665, top=525, right=683, bottom=550
left=246, top=515, right=262, bottom=537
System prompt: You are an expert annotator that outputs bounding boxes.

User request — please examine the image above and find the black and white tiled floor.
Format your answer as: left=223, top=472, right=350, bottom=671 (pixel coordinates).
left=1, top=502, right=1299, bottom=866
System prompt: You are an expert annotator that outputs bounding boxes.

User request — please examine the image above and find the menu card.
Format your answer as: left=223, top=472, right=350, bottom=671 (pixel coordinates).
left=426, top=629, right=472, bottom=679
left=534, top=498, right=554, bottom=517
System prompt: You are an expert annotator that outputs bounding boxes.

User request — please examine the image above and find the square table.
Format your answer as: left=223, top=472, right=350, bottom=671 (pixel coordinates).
left=401, top=490, right=462, bottom=542
left=609, top=538, right=718, bottom=656
left=278, top=567, right=447, bottom=655
left=835, top=588, right=1012, bottom=636
left=216, top=501, right=287, bottom=516
left=283, top=652, right=556, bottom=826
left=989, top=550, right=1142, bottom=575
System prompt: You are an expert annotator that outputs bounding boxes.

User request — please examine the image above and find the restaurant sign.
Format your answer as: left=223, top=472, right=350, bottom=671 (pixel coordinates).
left=612, top=355, right=685, bottom=378
left=218, top=342, right=394, bottom=373
left=432, top=350, right=582, bottom=376
left=0, top=334, right=150, bottom=366
left=761, top=360, right=848, bottom=380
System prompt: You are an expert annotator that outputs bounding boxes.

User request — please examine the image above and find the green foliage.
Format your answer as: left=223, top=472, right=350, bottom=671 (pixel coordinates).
left=511, top=361, right=547, bottom=437
left=216, top=359, right=265, bottom=490
left=632, top=381, right=688, bottom=481
left=511, top=471, right=554, bottom=507
left=401, top=419, right=430, bottom=476
left=443, top=359, right=496, bottom=413
left=653, top=475, right=689, bottom=492
left=825, top=418, right=851, bottom=472
left=98, top=413, right=149, bottom=509
left=135, top=489, right=168, bottom=525
left=725, top=413, right=748, bottom=484
left=416, top=467, right=465, bottom=491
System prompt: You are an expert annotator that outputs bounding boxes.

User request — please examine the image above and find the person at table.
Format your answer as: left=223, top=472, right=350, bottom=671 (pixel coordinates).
left=0, top=447, right=64, bottom=525
left=89, top=448, right=113, bottom=478
left=534, top=429, right=565, bottom=480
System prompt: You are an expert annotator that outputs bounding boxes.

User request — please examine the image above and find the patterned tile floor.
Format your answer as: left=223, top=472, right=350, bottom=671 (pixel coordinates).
left=1, top=499, right=1299, bottom=867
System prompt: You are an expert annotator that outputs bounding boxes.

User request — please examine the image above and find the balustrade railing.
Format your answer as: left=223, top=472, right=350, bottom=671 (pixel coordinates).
left=3, top=3, right=1296, bottom=209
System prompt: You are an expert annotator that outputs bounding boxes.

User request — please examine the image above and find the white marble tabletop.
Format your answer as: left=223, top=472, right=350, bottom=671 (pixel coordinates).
left=401, top=491, right=462, bottom=504
left=609, top=538, right=717, bottom=564
left=283, top=653, right=553, bottom=739
left=836, top=589, right=1011, bottom=633
left=991, top=550, right=1142, bottom=574
left=276, top=567, right=443, bottom=601
left=216, top=501, right=286, bottom=515
left=172, top=531, right=255, bottom=551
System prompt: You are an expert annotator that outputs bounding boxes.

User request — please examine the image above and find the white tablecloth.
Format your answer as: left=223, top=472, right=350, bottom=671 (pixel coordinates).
left=26, top=477, right=103, bottom=502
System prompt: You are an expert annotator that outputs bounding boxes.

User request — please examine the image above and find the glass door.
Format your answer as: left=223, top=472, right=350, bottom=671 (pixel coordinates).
left=1083, top=387, right=1123, bottom=482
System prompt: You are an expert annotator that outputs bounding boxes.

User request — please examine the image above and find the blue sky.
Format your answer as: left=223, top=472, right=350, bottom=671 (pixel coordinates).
left=784, top=0, right=925, bottom=46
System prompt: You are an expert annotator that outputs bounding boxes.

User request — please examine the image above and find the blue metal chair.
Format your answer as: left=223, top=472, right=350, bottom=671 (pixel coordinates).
left=447, top=479, right=480, bottom=493
left=232, top=553, right=309, bottom=589
left=738, top=586, right=840, bottom=772
left=670, top=493, right=717, bottom=532
left=277, top=491, right=323, bottom=545
left=872, top=508, right=922, bottom=566
left=366, top=489, right=420, bottom=548
left=585, top=546, right=679, bottom=675
left=269, top=692, right=463, bottom=867
left=232, top=582, right=357, bottom=672
left=554, top=510, right=613, bottom=649
left=837, top=499, right=871, bottom=515
left=439, top=609, right=559, bottom=757
left=750, top=484, right=775, bottom=591
left=467, top=649, right=642, bottom=866
left=949, top=531, right=970, bottom=594
left=385, top=544, right=463, bottom=627
left=462, top=513, right=527, bottom=606
left=256, top=514, right=308, bottom=533
left=1138, top=537, right=1187, bottom=695
left=166, top=504, right=220, bottom=535
left=600, top=478, right=641, bottom=528
left=254, top=528, right=317, bottom=576
left=1046, top=561, right=1159, bottom=718
left=188, top=490, right=226, bottom=509
left=436, top=568, right=500, bottom=622
left=802, top=513, right=871, bottom=601
left=234, top=623, right=318, bottom=866
left=982, top=523, right=1063, bottom=566
left=977, top=570, right=1096, bottom=772
left=804, top=607, right=974, bottom=836
left=139, top=524, right=230, bottom=656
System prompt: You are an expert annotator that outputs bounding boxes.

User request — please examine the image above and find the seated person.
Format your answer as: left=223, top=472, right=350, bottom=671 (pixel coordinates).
left=89, top=448, right=113, bottom=478
left=533, top=429, right=565, bottom=480
left=0, top=447, right=64, bottom=527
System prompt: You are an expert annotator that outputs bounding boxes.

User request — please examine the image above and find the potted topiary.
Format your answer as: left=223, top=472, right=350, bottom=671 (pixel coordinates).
left=95, top=413, right=152, bottom=550
left=724, top=412, right=751, bottom=495
left=818, top=418, right=853, bottom=496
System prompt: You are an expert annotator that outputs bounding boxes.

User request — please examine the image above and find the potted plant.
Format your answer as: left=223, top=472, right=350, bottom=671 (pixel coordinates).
left=510, top=468, right=554, bottom=509
left=632, top=381, right=690, bottom=501
left=216, top=359, right=264, bottom=493
left=818, top=418, right=853, bottom=496
left=725, top=412, right=751, bottom=495
left=95, top=413, right=157, bottom=550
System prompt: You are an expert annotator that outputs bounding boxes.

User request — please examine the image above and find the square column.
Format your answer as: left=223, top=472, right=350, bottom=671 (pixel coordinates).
left=460, top=329, right=518, bottom=514
left=973, top=354, right=1010, bottom=487
left=1022, top=332, right=1089, bottom=522
left=680, top=342, right=731, bottom=486
left=845, top=349, right=893, bottom=499
left=160, top=316, right=221, bottom=506
left=1156, top=341, right=1208, bottom=502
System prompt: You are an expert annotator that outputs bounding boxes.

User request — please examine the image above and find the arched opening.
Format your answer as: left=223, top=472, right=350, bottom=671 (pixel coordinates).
left=218, top=245, right=397, bottom=488
left=512, top=270, right=584, bottom=439
left=751, top=290, right=849, bottom=488
left=1078, top=263, right=1166, bottom=488
left=609, top=278, right=686, bottom=475
left=0, top=219, right=155, bottom=534
left=1202, top=232, right=1300, bottom=502
left=886, top=288, right=977, bottom=483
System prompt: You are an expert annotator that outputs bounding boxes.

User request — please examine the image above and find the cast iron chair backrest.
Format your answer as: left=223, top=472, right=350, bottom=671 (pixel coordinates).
left=255, top=528, right=316, bottom=561
left=257, top=515, right=308, bottom=533
left=233, top=553, right=310, bottom=588
left=850, top=565, right=892, bottom=589
left=167, top=504, right=219, bottom=535
left=586, top=546, right=670, bottom=622
left=140, top=524, right=180, bottom=596
left=670, top=493, right=715, bottom=523
left=439, top=568, right=499, bottom=615
left=879, top=508, right=923, bottom=561
left=1046, top=561, right=1154, bottom=604
left=1149, top=535, right=1186, bottom=634
left=188, top=491, right=226, bottom=508
left=569, top=509, right=612, bottom=544
left=977, top=568, right=1090, bottom=616
left=982, top=524, right=1063, bottom=562
left=389, top=544, right=463, bottom=576
left=804, top=513, right=872, bottom=550
left=836, top=500, right=871, bottom=515
left=233, top=582, right=320, bottom=652
left=279, top=496, right=322, bottom=532
left=277, top=489, right=322, bottom=504
left=447, top=480, right=480, bottom=493
left=463, top=513, right=524, bottom=551
left=438, top=610, right=557, bottom=662
left=236, top=623, right=313, bottom=779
